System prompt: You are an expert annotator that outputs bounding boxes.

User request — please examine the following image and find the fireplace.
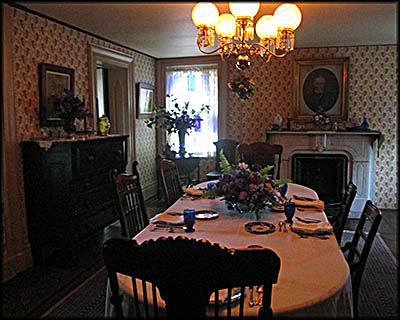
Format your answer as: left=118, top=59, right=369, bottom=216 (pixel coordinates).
left=266, top=130, right=380, bottom=217
left=292, top=154, right=348, bottom=204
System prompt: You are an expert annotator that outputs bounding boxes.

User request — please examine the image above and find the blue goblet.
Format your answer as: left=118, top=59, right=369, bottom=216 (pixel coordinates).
left=279, top=184, right=288, bottom=197
left=284, top=201, right=296, bottom=224
left=183, top=208, right=196, bottom=232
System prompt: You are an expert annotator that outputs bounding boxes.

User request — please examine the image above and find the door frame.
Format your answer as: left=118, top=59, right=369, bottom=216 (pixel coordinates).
left=88, top=43, right=136, bottom=166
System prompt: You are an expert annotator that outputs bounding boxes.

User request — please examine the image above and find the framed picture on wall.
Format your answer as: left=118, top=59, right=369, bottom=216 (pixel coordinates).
left=293, top=58, right=349, bottom=121
left=137, top=83, right=154, bottom=119
left=39, top=63, right=75, bottom=127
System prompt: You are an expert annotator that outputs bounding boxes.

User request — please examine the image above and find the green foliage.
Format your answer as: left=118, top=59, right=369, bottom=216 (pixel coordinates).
left=273, top=178, right=292, bottom=187
left=219, top=149, right=232, bottom=175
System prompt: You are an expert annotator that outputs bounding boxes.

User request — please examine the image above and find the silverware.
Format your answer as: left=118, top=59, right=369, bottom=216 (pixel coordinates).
left=248, top=287, right=254, bottom=307
left=278, top=221, right=283, bottom=232
left=257, top=286, right=263, bottom=306
left=298, top=233, right=329, bottom=240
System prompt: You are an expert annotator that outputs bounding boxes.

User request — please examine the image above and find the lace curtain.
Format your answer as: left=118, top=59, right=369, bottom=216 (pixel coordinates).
left=166, top=65, right=218, bottom=157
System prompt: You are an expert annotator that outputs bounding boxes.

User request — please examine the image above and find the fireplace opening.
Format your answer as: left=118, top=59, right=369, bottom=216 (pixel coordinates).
left=292, top=154, right=348, bottom=204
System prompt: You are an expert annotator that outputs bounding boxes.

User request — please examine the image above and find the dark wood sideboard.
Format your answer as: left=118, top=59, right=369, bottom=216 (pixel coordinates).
left=20, top=135, right=128, bottom=265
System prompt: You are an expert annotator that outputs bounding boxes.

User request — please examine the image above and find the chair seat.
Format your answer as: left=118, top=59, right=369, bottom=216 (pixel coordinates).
left=206, top=171, right=222, bottom=181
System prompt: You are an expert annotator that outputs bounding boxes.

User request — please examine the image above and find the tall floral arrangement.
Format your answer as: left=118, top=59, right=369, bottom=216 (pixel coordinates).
left=215, top=151, right=290, bottom=215
left=144, top=95, right=210, bottom=134
left=53, top=89, right=90, bottom=121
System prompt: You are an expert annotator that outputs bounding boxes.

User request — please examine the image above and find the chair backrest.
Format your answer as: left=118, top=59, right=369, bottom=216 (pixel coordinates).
left=113, top=161, right=149, bottom=239
left=214, top=139, right=239, bottom=171
left=237, top=142, right=283, bottom=178
left=103, top=236, right=281, bottom=319
left=334, top=181, right=357, bottom=244
left=159, top=159, right=184, bottom=207
left=341, top=200, right=382, bottom=317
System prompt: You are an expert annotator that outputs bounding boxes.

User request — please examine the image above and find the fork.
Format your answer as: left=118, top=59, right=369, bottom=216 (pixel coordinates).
left=256, top=286, right=263, bottom=306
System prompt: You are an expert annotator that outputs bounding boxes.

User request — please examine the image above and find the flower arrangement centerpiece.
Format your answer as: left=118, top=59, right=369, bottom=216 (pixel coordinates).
left=228, top=75, right=255, bottom=100
left=215, top=151, right=291, bottom=219
left=53, top=89, right=90, bottom=135
left=144, top=95, right=210, bottom=156
left=312, top=113, right=330, bottom=129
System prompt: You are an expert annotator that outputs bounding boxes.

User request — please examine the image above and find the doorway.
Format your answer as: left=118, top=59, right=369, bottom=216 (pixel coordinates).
left=89, top=44, right=136, bottom=173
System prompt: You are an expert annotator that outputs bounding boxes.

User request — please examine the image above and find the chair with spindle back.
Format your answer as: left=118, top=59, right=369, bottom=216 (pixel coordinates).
left=113, top=161, right=149, bottom=239
left=103, top=236, right=281, bottom=319
left=237, top=142, right=283, bottom=179
left=325, top=181, right=357, bottom=245
left=159, top=159, right=184, bottom=207
left=206, top=139, right=239, bottom=181
left=341, top=200, right=382, bottom=318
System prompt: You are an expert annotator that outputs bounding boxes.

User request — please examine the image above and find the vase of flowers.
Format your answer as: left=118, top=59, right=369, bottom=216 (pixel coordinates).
left=215, top=152, right=289, bottom=220
left=53, top=89, right=90, bottom=136
left=228, top=75, right=255, bottom=100
left=312, top=113, right=331, bottom=130
left=144, top=95, right=210, bottom=156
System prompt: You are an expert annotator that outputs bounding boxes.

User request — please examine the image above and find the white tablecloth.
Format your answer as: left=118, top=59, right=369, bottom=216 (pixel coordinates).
left=105, top=182, right=353, bottom=318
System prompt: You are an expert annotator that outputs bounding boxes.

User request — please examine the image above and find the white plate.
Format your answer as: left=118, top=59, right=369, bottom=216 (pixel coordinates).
left=195, top=210, right=219, bottom=220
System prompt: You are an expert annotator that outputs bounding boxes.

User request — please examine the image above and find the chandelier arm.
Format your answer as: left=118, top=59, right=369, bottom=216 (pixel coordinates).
left=197, top=41, right=238, bottom=55
left=248, top=42, right=290, bottom=58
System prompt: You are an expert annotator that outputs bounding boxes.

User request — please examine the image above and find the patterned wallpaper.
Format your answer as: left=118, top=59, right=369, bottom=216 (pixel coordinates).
left=10, top=7, right=157, bottom=194
left=225, top=46, right=398, bottom=209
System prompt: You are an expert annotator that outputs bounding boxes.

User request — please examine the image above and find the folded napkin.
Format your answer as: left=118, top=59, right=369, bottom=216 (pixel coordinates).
left=291, top=198, right=325, bottom=210
left=291, top=217, right=333, bottom=234
left=184, top=187, right=204, bottom=196
left=149, top=212, right=184, bottom=226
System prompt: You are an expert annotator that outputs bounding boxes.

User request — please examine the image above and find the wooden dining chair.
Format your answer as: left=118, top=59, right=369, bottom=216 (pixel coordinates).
left=159, top=159, right=184, bottom=207
left=103, top=236, right=281, bottom=319
left=113, top=161, right=149, bottom=239
left=325, top=181, right=357, bottom=245
left=237, top=142, right=283, bottom=179
left=206, top=139, right=239, bottom=181
left=341, top=200, right=382, bottom=318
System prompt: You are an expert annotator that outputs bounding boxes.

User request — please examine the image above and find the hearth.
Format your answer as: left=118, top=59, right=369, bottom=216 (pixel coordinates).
left=292, top=154, right=348, bottom=204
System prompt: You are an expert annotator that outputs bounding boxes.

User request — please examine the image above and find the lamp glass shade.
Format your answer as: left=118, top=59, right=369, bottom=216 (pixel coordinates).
left=274, top=3, right=302, bottom=30
left=255, top=15, right=277, bottom=39
left=192, top=2, right=219, bottom=27
left=216, top=13, right=236, bottom=37
left=229, top=2, right=260, bottom=18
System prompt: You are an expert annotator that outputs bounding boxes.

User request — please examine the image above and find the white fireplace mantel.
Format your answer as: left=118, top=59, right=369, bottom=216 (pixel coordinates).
left=266, top=130, right=381, bottom=217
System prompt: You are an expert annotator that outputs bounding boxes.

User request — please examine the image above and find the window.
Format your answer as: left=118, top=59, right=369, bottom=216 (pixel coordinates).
left=165, top=65, right=218, bottom=157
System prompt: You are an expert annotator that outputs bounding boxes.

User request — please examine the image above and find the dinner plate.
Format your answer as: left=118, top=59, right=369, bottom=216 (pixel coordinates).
left=244, top=222, right=275, bottom=235
left=195, top=210, right=219, bottom=220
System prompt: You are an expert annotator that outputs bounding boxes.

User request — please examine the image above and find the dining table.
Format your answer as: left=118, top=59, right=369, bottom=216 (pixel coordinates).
left=105, top=182, right=353, bottom=318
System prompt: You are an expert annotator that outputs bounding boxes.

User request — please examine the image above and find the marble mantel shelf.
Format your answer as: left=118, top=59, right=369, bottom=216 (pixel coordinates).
left=266, top=130, right=381, bottom=136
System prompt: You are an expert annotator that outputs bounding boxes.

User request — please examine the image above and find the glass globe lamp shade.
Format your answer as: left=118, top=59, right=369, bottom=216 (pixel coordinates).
left=192, top=2, right=219, bottom=27
left=273, top=3, right=302, bottom=31
left=255, top=15, right=277, bottom=39
left=229, top=2, right=260, bottom=18
left=215, top=13, right=236, bottom=37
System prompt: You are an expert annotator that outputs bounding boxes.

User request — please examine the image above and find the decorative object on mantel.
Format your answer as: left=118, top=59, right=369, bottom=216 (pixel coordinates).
left=53, top=89, right=91, bottom=136
left=191, top=2, right=302, bottom=70
left=228, top=74, right=255, bottom=100
left=346, top=113, right=370, bottom=132
left=312, top=113, right=331, bottom=130
left=215, top=152, right=289, bottom=220
left=271, top=113, right=283, bottom=130
left=144, top=95, right=210, bottom=156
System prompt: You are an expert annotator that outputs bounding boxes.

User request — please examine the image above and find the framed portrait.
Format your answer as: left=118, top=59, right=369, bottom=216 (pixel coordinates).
left=137, top=83, right=154, bottom=119
left=39, top=63, right=75, bottom=127
left=293, top=58, right=349, bottom=121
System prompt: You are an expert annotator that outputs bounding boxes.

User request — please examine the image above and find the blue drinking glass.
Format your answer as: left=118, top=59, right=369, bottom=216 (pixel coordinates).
left=184, top=208, right=196, bottom=232
left=279, top=184, right=288, bottom=197
left=284, top=201, right=296, bottom=224
left=207, top=182, right=216, bottom=190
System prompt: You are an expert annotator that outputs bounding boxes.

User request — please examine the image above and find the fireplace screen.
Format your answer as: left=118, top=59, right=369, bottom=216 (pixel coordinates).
left=292, top=154, right=348, bottom=204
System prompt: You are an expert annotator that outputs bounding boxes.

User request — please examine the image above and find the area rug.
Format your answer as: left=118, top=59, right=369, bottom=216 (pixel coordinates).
left=42, top=232, right=398, bottom=318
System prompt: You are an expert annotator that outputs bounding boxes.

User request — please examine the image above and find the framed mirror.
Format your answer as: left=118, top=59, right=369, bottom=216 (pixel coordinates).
left=137, top=83, right=154, bottom=119
left=39, top=63, right=75, bottom=127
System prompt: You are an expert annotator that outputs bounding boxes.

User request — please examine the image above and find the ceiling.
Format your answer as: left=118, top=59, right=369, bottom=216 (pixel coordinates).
left=15, top=1, right=398, bottom=59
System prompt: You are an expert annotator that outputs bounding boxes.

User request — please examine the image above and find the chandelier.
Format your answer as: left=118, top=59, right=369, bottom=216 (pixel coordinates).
left=191, top=2, right=302, bottom=70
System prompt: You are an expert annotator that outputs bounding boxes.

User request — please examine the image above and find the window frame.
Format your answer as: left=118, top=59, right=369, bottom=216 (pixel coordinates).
left=156, top=56, right=228, bottom=157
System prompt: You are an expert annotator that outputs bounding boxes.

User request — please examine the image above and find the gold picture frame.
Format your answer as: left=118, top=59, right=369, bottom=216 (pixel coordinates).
left=293, top=58, right=349, bottom=121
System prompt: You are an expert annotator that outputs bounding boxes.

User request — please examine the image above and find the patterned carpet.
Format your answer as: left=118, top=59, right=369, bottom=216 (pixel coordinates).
left=43, top=232, right=398, bottom=318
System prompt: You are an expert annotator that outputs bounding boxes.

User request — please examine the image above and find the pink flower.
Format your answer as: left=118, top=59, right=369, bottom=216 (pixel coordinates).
left=239, top=191, right=248, bottom=200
